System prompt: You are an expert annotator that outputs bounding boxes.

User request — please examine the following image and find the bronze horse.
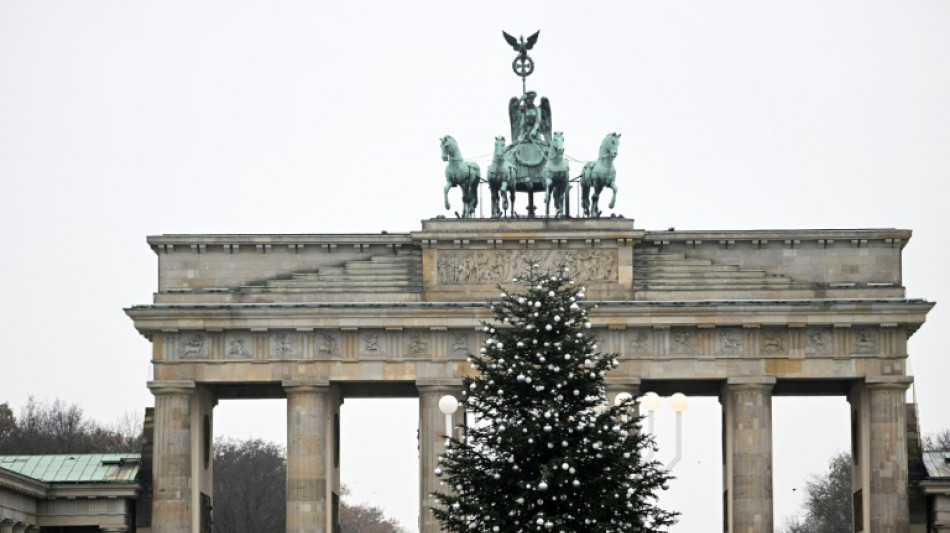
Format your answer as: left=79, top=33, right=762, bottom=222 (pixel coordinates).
left=486, top=136, right=515, bottom=218
left=542, top=131, right=570, bottom=218
left=580, top=132, right=620, bottom=218
left=441, top=136, right=480, bottom=218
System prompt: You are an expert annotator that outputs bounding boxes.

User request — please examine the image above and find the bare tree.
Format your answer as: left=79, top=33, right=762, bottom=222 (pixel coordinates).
left=212, top=438, right=287, bottom=533
left=340, top=486, right=409, bottom=533
left=781, top=452, right=852, bottom=533
left=922, top=429, right=950, bottom=451
left=210, top=437, right=407, bottom=533
left=0, top=397, right=138, bottom=454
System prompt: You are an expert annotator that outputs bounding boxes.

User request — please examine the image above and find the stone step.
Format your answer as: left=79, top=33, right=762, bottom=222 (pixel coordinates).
left=290, top=273, right=418, bottom=282
left=634, top=258, right=715, bottom=267
left=241, top=285, right=423, bottom=293
left=266, top=279, right=421, bottom=289
left=634, top=278, right=796, bottom=288
left=634, top=264, right=740, bottom=273
left=636, top=270, right=772, bottom=280
left=634, top=252, right=687, bottom=260
left=344, top=261, right=421, bottom=271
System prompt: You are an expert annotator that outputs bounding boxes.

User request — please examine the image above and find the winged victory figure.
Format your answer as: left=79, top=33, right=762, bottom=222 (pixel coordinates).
left=508, top=90, right=552, bottom=144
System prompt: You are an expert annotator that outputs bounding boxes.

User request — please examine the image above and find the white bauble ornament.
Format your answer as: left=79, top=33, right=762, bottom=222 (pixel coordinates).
left=545, top=324, right=552, bottom=331
left=434, top=467, right=442, bottom=476
left=539, top=481, right=548, bottom=490
left=534, top=301, right=542, bottom=308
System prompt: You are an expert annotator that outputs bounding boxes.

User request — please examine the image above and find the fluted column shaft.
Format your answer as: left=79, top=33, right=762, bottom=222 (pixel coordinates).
left=148, top=380, right=196, bottom=533
left=852, top=378, right=911, bottom=533
left=285, top=380, right=331, bottom=533
left=418, top=382, right=464, bottom=533
left=722, top=377, right=775, bottom=533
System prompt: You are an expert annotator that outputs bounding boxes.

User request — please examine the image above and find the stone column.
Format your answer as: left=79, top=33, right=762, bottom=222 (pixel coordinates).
left=418, top=380, right=464, bottom=533
left=0, top=520, right=13, bottom=533
left=851, top=377, right=912, bottom=533
left=11, top=525, right=26, bottom=533
left=722, top=377, right=775, bottom=533
left=285, top=380, right=331, bottom=533
left=148, top=380, right=196, bottom=533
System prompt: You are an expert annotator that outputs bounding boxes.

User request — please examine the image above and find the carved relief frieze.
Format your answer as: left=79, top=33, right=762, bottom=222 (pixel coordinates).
left=852, top=329, right=878, bottom=355
left=316, top=332, right=339, bottom=358
left=407, top=332, right=430, bottom=357
left=436, top=249, right=617, bottom=285
left=760, top=329, right=786, bottom=355
left=224, top=333, right=252, bottom=360
left=361, top=331, right=386, bottom=357
left=626, top=329, right=651, bottom=357
left=671, top=329, right=694, bottom=355
left=269, top=332, right=298, bottom=359
left=179, top=333, right=209, bottom=360
left=805, top=328, right=831, bottom=356
left=450, top=332, right=473, bottom=359
left=716, top=329, right=743, bottom=356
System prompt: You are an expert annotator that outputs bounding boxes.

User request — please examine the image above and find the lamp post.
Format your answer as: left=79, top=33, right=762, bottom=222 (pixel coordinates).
left=637, top=392, right=689, bottom=469
left=438, top=394, right=459, bottom=437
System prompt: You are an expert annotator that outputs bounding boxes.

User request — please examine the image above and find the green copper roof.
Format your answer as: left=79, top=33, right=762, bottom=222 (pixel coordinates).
left=0, top=454, right=140, bottom=483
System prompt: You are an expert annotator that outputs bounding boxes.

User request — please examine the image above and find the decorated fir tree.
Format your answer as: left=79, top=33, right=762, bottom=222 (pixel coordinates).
left=432, top=265, right=677, bottom=533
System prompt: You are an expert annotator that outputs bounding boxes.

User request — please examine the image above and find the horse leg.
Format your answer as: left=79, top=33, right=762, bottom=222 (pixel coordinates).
left=502, top=181, right=509, bottom=214
left=555, top=182, right=565, bottom=218
left=489, top=183, right=500, bottom=218
left=608, top=178, right=618, bottom=210
left=544, top=177, right=557, bottom=217
left=581, top=183, right=590, bottom=217
left=444, top=181, right=453, bottom=211
left=592, top=185, right=603, bottom=218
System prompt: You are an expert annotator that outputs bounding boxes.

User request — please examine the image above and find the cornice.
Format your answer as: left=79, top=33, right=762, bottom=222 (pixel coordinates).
left=125, top=299, right=933, bottom=334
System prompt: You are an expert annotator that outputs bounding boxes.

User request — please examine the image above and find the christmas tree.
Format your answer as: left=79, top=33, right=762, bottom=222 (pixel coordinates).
left=432, top=265, right=677, bottom=533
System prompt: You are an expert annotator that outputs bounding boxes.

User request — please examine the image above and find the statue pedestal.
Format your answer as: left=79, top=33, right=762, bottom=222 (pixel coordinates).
left=412, top=218, right=643, bottom=302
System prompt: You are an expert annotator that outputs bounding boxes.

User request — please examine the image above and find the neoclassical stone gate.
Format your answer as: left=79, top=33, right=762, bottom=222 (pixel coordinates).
left=126, top=218, right=933, bottom=533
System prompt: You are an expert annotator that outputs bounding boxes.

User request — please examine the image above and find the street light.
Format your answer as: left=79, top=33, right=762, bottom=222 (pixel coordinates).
left=667, top=393, right=689, bottom=469
left=638, top=392, right=689, bottom=469
left=438, top=394, right=459, bottom=437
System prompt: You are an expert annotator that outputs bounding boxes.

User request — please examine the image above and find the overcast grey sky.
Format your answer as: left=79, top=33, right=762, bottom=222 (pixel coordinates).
left=2, top=1, right=949, bottom=531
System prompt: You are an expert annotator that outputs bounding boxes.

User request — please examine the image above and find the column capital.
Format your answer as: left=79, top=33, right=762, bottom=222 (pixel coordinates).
left=725, top=376, right=777, bottom=390
left=283, top=379, right=330, bottom=394
left=605, top=377, right=641, bottom=393
left=416, top=379, right=463, bottom=394
left=147, top=380, right=196, bottom=396
left=865, top=375, right=913, bottom=391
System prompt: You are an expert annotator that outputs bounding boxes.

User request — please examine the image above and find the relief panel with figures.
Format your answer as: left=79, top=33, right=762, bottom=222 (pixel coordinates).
left=436, top=249, right=617, bottom=285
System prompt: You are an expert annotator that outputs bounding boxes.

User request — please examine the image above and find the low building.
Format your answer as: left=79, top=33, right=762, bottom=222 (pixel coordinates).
left=921, top=451, right=950, bottom=532
left=0, top=454, right=140, bottom=532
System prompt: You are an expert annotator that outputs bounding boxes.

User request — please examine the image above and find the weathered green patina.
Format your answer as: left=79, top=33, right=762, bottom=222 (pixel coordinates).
left=580, top=132, right=621, bottom=218
left=440, top=135, right=480, bottom=218
left=486, top=136, right=514, bottom=218
left=542, top=131, right=570, bottom=218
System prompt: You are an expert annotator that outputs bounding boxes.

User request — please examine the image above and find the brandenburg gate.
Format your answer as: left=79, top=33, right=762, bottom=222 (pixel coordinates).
left=126, top=218, right=933, bottom=533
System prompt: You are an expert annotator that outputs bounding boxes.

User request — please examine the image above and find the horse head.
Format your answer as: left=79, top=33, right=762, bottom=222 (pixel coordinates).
left=493, top=136, right=507, bottom=159
left=441, top=135, right=460, bottom=162
left=549, top=131, right=565, bottom=160
left=599, top=132, right=621, bottom=161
